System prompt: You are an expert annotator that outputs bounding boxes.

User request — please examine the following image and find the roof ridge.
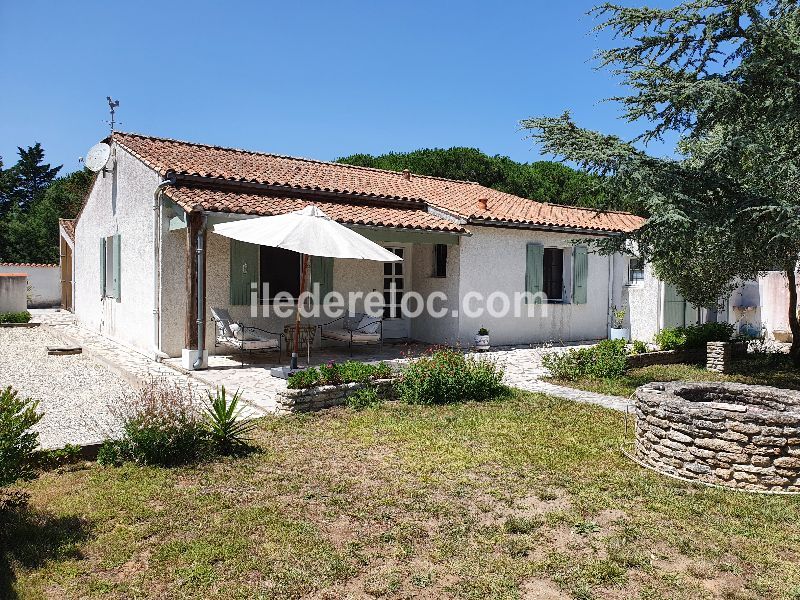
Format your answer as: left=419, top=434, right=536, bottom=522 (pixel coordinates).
left=112, top=131, right=484, bottom=187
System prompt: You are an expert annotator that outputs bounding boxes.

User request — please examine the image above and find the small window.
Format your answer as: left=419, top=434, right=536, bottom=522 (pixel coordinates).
left=628, top=257, right=645, bottom=284
left=432, top=244, right=447, bottom=278
left=260, top=246, right=302, bottom=300
left=543, top=247, right=564, bottom=302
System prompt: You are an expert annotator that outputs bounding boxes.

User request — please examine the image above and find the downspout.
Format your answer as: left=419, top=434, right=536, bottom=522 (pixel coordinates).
left=152, top=176, right=174, bottom=361
left=607, top=253, right=614, bottom=335
left=193, top=213, right=208, bottom=370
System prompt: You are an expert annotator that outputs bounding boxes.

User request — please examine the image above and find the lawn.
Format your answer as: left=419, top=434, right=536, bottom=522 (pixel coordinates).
left=4, top=391, right=800, bottom=599
left=546, top=354, right=800, bottom=398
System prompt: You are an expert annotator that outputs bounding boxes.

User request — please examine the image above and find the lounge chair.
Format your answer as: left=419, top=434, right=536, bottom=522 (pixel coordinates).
left=210, top=307, right=283, bottom=366
left=320, top=313, right=383, bottom=355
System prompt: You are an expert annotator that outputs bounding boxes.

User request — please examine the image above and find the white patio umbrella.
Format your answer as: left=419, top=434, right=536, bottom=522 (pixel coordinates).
left=213, top=205, right=401, bottom=370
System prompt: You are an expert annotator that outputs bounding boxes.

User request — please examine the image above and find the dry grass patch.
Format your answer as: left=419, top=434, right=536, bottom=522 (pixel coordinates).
left=3, top=391, right=800, bottom=599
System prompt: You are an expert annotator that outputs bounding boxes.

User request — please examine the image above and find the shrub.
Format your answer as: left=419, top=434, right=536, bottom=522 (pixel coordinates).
left=0, top=488, right=30, bottom=513
left=346, top=385, right=383, bottom=410
left=203, top=386, right=255, bottom=456
left=655, top=322, right=734, bottom=351
left=0, top=311, right=31, bottom=324
left=631, top=340, right=648, bottom=355
left=395, top=348, right=506, bottom=405
left=102, top=379, right=208, bottom=467
left=35, top=444, right=82, bottom=470
left=287, top=361, right=393, bottom=389
left=541, top=339, right=627, bottom=381
left=0, top=387, right=43, bottom=486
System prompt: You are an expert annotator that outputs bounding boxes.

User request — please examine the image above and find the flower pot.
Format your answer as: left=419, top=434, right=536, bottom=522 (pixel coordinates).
left=474, top=334, right=490, bottom=350
left=608, top=327, right=629, bottom=341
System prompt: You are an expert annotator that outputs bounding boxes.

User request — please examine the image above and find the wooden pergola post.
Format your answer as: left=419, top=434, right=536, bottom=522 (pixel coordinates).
left=184, top=210, right=206, bottom=352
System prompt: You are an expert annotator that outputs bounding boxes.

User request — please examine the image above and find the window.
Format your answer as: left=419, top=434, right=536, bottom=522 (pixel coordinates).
left=383, top=247, right=404, bottom=319
left=432, top=244, right=447, bottom=278
left=260, top=245, right=302, bottom=300
left=542, top=247, right=564, bottom=302
left=628, top=257, right=644, bottom=284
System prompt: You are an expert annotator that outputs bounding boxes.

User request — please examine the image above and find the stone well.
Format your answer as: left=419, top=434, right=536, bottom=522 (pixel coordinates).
left=635, top=382, right=800, bottom=492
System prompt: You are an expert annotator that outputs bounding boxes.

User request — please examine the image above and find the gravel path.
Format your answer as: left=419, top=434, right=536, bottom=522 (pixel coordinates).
left=0, top=326, right=131, bottom=449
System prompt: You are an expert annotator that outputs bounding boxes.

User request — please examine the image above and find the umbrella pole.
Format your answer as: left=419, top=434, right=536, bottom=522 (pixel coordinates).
left=291, top=253, right=310, bottom=370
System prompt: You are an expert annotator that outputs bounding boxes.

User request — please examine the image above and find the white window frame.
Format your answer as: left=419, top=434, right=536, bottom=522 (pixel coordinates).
left=627, top=257, right=645, bottom=286
left=383, top=246, right=405, bottom=319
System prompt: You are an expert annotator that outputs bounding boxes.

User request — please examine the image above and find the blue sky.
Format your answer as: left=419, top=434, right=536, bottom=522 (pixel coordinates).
left=0, top=0, right=674, bottom=175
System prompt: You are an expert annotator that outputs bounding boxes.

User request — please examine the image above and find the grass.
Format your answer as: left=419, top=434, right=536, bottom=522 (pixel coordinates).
left=546, top=354, right=800, bottom=398
left=4, top=391, right=800, bottom=599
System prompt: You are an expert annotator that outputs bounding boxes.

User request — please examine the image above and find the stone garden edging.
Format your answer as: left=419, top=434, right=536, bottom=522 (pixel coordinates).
left=275, top=378, right=396, bottom=414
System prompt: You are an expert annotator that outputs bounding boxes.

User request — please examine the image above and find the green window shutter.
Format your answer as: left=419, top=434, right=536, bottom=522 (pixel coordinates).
left=663, top=283, right=687, bottom=328
left=100, top=237, right=106, bottom=297
left=112, top=234, right=121, bottom=300
left=572, top=245, right=588, bottom=304
left=525, top=243, right=544, bottom=303
left=311, top=256, right=334, bottom=300
left=230, top=239, right=259, bottom=305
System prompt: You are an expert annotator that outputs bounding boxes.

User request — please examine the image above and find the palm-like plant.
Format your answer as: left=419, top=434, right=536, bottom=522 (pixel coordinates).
left=203, top=386, right=255, bottom=455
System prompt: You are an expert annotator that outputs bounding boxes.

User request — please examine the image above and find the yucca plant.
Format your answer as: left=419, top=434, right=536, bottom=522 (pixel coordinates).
left=203, top=386, right=255, bottom=455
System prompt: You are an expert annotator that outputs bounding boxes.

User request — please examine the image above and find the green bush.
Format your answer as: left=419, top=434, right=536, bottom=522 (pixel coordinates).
left=655, top=322, right=734, bottom=351
left=631, top=340, right=648, bottom=355
left=395, top=348, right=506, bottom=405
left=0, top=311, right=31, bottom=324
left=0, top=386, right=43, bottom=486
left=346, top=385, right=383, bottom=410
left=203, top=386, right=255, bottom=456
left=541, top=339, right=627, bottom=381
left=287, top=361, right=393, bottom=389
left=100, top=379, right=208, bottom=467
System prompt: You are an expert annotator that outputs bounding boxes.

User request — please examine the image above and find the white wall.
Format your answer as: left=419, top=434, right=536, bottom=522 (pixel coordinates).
left=455, top=226, right=617, bottom=345
left=410, top=242, right=460, bottom=344
left=0, top=274, right=27, bottom=312
left=621, top=260, right=662, bottom=342
left=73, top=144, right=159, bottom=353
left=0, top=264, right=60, bottom=307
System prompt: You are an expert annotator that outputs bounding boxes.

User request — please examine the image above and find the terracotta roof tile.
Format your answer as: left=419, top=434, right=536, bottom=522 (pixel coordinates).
left=113, top=132, right=645, bottom=234
left=59, top=218, right=76, bottom=243
left=166, top=188, right=468, bottom=234
left=0, top=262, right=57, bottom=268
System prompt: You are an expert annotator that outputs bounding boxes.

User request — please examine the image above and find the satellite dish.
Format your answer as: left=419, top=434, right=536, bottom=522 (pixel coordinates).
left=84, top=142, right=112, bottom=172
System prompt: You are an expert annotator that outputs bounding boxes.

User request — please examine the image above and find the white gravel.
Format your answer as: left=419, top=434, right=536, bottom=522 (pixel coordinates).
left=0, top=326, right=132, bottom=449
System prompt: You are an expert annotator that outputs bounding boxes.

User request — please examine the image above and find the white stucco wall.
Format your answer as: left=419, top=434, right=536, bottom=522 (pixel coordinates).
left=410, top=242, right=460, bottom=344
left=73, top=144, right=159, bottom=353
left=0, top=274, right=27, bottom=312
left=0, top=264, right=60, bottom=307
left=621, top=260, right=662, bottom=342
left=455, top=226, right=620, bottom=346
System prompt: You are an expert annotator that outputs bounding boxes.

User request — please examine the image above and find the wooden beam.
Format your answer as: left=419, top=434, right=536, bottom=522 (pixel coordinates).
left=185, top=212, right=203, bottom=349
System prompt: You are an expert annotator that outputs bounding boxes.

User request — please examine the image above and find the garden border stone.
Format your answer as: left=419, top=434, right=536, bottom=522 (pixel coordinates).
left=275, top=378, right=396, bottom=414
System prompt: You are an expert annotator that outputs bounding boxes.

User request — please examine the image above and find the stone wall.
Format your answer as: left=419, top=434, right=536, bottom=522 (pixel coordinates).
left=635, top=381, right=800, bottom=492
left=275, top=379, right=395, bottom=415
left=626, top=348, right=705, bottom=369
left=706, top=341, right=732, bottom=373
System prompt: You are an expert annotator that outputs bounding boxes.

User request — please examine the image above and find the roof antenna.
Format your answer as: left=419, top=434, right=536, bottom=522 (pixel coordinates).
left=106, top=96, right=120, bottom=133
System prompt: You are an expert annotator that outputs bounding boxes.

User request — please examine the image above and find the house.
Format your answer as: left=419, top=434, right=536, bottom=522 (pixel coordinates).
left=63, top=132, right=661, bottom=368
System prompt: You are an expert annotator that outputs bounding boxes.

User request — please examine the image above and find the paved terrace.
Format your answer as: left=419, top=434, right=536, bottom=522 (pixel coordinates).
left=21, top=310, right=631, bottom=448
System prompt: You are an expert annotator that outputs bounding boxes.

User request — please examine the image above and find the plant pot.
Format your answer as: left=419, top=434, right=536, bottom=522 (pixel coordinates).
left=608, top=327, right=629, bottom=341
left=474, top=334, right=490, bottom=350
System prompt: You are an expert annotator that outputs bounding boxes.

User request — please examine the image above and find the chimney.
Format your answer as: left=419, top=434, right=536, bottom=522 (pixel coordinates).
left=477, top=198, right=488, bottom=211
left=402, top=169, right=411, bottom=181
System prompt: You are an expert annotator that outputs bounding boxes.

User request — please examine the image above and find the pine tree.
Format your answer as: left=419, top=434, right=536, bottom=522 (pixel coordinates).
left=522, top=0, right=800, bottom=361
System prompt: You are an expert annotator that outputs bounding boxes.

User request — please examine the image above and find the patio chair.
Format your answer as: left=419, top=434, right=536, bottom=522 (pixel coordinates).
left=210, top=307, right=284, bottom=366
left=320, top=313, right=383, bottom=355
